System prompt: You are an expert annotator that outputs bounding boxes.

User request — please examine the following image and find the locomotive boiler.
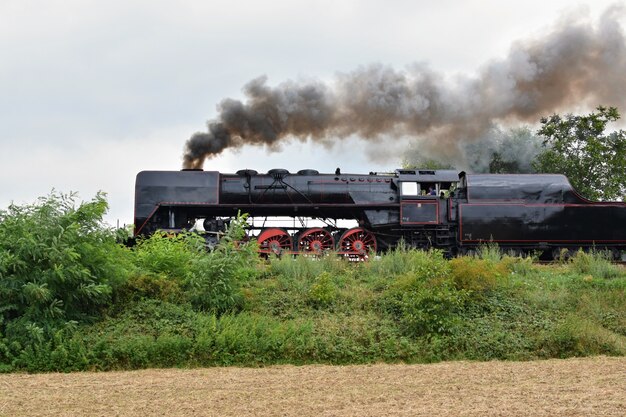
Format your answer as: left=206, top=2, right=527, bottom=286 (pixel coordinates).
left=134, top=168, right=626, bottom=259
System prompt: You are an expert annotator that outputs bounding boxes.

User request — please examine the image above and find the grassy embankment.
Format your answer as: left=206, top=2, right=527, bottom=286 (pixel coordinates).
left=0, top=193, right=624, bottom=372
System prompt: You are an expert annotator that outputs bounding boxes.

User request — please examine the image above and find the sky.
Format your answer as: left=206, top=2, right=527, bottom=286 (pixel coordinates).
left=1, top=0, right=625, bottom=226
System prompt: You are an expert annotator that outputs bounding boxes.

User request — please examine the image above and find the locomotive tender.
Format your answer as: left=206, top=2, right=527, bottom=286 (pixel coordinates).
left=134, top=168, right=626, bottom=259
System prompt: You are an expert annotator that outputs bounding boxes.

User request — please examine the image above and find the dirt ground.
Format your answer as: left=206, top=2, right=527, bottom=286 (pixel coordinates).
left=0, top=356, right=624, bottom=417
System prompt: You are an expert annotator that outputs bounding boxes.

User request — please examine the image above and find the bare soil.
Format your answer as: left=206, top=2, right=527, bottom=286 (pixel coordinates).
left=1, top=356, right=624, bottom=417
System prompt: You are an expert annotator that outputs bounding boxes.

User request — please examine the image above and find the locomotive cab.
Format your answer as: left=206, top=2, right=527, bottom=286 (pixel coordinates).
left=395, top=169, right=459, bottom=199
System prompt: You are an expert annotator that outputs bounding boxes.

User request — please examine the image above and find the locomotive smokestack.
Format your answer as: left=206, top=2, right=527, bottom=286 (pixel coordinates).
left=183, top=5, right=626, bottom=169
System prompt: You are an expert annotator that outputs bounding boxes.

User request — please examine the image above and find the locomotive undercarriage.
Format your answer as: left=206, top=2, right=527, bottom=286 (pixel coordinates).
left=198, top=214, right=457, bottom=260
left=140, top=207, right=626, bottom=261
left=199, top=215, right=379, bottom=259
left=456, top=242, right=626, bottom=261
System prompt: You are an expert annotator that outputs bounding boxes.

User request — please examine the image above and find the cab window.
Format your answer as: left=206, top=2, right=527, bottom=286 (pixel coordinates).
left=401, top=182, right=419, bottom=196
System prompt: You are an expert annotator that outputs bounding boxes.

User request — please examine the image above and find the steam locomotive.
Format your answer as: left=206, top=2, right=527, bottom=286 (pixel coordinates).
left=134, top=168, right=626, bottom=259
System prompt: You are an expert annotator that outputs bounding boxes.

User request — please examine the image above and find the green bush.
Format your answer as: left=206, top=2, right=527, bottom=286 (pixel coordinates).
left=366, top=245, right=450, bottom=281
left=475, top=242, right=503, bottom=262
left=129, top=215, right=261, bottom=315
left=132, top=231, right=204, bottom=280
left=308, top=272, right=338, bottom=308
left=503, top=255, right=537, bottom=277
left=0, top=192, right=131, bottom=346
left=568, top=250, right=622, bottom=279
left=1, top=194, right=625, bottom=371
left=449, top=257, right=506, bottom=295
left=376, top=250, right=466, bottom=338
left=537, top=314, right=626, bottom=357
left=116, top=273, right=185, bottom=304
left=184, top=215, right=261, bottom=314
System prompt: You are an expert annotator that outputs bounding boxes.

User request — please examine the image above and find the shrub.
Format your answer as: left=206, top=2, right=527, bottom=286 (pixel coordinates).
left=537, top=314, right=626, bottom=357
left=308, top=272, right=338, bottom=308
left=449, top=257, right=506, bottom=295
left=116, top=273, right=185, bottom=304
left=475, top=242, right=502, bottom=262
left=383, top=272, right=466, bottom=338
left=568, top=250, right=622, bottom=279
left=367, top=245, right=450, bottom=280
left=132, top=231, right=204, bottom=280
left=184, top=215, right=261, bottom=314
left=503, top=255, right=537, bottom=277
left=0, top=192, right=131, bottom=346
left=128, top=214, right=261, bottom=315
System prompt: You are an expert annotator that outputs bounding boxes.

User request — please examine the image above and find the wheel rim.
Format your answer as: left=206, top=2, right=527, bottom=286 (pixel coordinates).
left=298, top=228, right=335, bottom=254
left=338, top=227, right=377, bottom=260
left=257, top=228, right=293, bottom=255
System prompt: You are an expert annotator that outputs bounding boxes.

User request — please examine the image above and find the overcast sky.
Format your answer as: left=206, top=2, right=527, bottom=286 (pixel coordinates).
left=1, top=0, right=624, bottom=226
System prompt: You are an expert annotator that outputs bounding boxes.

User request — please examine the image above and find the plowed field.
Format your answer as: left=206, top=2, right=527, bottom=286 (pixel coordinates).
left=1, top=356, right=624, bottom=416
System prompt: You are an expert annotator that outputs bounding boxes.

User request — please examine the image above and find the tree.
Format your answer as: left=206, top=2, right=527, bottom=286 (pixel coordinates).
left=533, top=106, right=626, bottom=201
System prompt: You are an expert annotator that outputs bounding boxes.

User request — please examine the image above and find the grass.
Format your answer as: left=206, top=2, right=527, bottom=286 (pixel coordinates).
left=1, top=246, right=625, bottom=372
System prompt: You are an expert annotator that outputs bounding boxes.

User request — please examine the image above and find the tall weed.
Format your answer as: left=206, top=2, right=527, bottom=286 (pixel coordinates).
left=568, top=250, right=622, bottom=279
left=383, top=266, right=466, bottom=338
left=131, top=215, right=261, bottom=314
left=366, top=245, right=449, bottom=280
left=449, top=257, right=507, bottom=295
left=537, top=314, right=626, bottom=357
left=475, top=242, right=503, bottom=262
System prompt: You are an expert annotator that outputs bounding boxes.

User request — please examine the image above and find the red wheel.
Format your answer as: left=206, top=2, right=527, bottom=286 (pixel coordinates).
left=257, top=228, right=293, bottom=256
left=298, top=228, right=335, bottom=254
left=337, top=228, right=377, bottom=260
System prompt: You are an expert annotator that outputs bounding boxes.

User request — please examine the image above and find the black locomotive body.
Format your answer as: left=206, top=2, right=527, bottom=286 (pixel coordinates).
left=134, top=168, right=626, bottom=258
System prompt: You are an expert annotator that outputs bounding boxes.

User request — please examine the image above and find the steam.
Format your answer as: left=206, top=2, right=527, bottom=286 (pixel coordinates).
left=183, top=5, right=626, bottom=169
left=404, top=126, right=544, bottom=173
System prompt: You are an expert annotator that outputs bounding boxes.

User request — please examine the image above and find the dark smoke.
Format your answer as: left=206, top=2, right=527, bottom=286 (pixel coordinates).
left=183, top=6, right=626, bottom=169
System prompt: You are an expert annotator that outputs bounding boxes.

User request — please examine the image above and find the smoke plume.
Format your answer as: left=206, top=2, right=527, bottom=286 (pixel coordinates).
left=183, top=6, right=626, bottom=169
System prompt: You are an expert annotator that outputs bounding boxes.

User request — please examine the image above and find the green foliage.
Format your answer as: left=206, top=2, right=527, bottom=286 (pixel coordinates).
left=449, top=257, right=506, bottom=295
left=1, top=197, right=624, bottom=371
left=117, top=273, right=185, bottom=304
left=568, top=250, right=623, bottom=279
left=75, top=300, right=319, bottom=369
left=379, top=252, right=463, bottom=338
left=367, top=245, right=450, bottom=282
left=534, top=106, right=626, bottom=201
left=383, top=273, right=466, bottom=337
left=537, top=315, right=626, bottom=358
left=0, top=192, right=131, bottom=343
left=308, top=272, right=338, bottom=308
left=184, top=215, right=261, bottom=314
left=443, top=302, right=537, bottom=361
left=266, top=254, right=326, bottom=281
left=128, top=214, right=261, bottom=314
left=132, top=231, right=204, bottom=280
left=475, top=242, right=503, bottom=262
left=504, top=256, right=537, bottom=277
